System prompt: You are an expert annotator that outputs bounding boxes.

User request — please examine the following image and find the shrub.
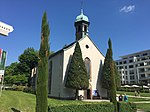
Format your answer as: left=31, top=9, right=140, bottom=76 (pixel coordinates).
left=12, top=85, right=25, bottom=91
left=117, top=102, right=137, bottom=112
left=49, top=102, right=114, bottom=112
left=23, top=87, right=35, bottom=94
left=140, top=89, right=149, bottom=93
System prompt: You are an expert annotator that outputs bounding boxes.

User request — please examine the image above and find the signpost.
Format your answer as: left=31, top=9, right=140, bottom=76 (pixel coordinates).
left=0, top=21, right=14, bottom=36
left=0, top=21, right=13, bottom=96
left=0, top=49, right=7, bottom=97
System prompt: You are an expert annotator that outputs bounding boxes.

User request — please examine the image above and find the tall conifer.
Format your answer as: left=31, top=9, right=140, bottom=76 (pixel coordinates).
left=36, top=12, right=50, bottom=112
left=114, top=61, right=121, bottom=90
left=101, top=38, right=117, bottom=111
left=65, top=42, right=89, bottom=99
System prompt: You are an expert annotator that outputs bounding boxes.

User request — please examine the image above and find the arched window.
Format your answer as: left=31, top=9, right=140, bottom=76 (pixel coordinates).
left=84, top=57, right=91, bottom=80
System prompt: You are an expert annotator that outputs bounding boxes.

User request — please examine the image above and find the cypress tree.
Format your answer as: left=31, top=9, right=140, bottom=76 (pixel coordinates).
left=114, top=61, right=121, bottom=90
left=101, top=38, right=117, bottom=112
left=36, top=12, right=50, bottom=112
left=65, top=42, right=89, bottom=100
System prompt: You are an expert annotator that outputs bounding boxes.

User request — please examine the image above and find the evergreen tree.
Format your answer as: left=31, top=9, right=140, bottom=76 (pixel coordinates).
left=65, top=42, right=89, bottom=99
left=114, top=61, right=121, bottom=90
left=36, top=12, right=50, bottom=112
left=101, top=38, right=117, bottom=111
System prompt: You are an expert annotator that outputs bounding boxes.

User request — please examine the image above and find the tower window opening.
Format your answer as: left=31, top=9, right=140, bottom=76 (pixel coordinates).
left=84, top=26, right=87, bottom=32
left=78, top=25, right=81, bottom=32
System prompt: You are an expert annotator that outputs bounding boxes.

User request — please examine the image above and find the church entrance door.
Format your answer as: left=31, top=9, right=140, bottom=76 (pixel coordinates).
left=87, top=89, right=91, bottom=99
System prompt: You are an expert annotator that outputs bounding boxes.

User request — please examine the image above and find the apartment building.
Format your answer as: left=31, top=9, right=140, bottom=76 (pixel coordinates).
left=116, top=50, right=150, bottom=85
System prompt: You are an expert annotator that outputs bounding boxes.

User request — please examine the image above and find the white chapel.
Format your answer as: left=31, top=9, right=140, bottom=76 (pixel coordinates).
left=47, top=9, right=107, bottom=99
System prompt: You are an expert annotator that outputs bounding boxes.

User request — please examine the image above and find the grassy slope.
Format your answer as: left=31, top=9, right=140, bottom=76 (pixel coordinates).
left=0, top=90, right=36, bottom=112
left=0, top=91, right=109, bottom=112
left=136, top=104, right=150, bottom=112
left=1, top=90, right=150, bottom=112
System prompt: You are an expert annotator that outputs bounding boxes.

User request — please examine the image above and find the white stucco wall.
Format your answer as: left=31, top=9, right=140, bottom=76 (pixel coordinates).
left=48, top=53, right=63, bottom=98
left=49, top=36, right=107, bottom=99
left=79, top=36, right=107, bottom=97
left=62, top=36, right=107, bottom=98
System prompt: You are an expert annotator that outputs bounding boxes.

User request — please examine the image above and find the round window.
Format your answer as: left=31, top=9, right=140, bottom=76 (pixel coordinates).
left=86, top=45, right=89, bottom=49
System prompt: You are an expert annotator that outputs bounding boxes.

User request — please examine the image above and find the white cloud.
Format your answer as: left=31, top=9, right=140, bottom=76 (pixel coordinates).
left=120, top=5, right=135, bottom=13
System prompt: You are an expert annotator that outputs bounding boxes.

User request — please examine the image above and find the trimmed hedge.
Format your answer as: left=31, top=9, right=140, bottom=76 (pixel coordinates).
left=49, top=102, right=114, bottom=112
left=118, top=87, right=149, bottom=93
left=117, top=102, right=137, bottom=112
left=12, top=85, right=25, bottom=91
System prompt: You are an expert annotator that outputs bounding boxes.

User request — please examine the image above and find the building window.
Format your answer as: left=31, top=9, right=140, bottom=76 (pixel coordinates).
left=141, top=57, right=146, bottom=61
left=84, top=57, right=91, bottom=80
left=85, top=45, right=89, bottom=49
left=138, top=68, right=145, bottom=73
left=78, top=25, right=81, bottom=32
left=84, top=25, right=87, bottom=32
left=130, top=76, right=135, bottom=80
left=126, top=76, right=128, bottom=80
left=119, top=66, right=123, bottom=69
left=123, top=61, right=127, bottom=64
left=125, top=66, right=127, bottom=69
left=129, top=59, right=133, bottom=63
left=146, top=61, right=150, bottom=66
left=139, top=63, right=144, bottom=66
left=143, top=53, right=148, bottom=56
left=129, top=65, right=134, bottom=68
left=125, top=71, right=128, bottom=75
left=140, top=74, right=145, bottom=78
left=119, top=61, right=122, bottom=65
left=129, top=70, right=134, bottom=74
left=147, top=74, right=150, bottom=77
left=146, top=68, right=150, bottom=72
left=130, top=81, right=135, bottom=84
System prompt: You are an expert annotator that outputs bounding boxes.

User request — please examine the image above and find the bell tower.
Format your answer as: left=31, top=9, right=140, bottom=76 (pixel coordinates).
left=74, top=9, right=90, bottom=41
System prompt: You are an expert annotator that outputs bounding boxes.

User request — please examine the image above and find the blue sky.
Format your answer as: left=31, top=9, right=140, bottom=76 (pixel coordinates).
left=0, top=0, right=150, bottom=66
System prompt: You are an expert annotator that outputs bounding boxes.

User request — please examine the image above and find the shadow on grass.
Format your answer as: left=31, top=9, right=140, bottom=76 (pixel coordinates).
left=11, top=108, right=20, bottom=112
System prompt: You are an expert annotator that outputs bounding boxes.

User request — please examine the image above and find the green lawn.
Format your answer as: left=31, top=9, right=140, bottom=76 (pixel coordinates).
left=0, top=90, right=99, bottom=112
left=0, top=90, right=36, bottom=112
left=117, top=91, right=150, bottom=112
left=136, top=103, right=150, bottom=112
left=0, top=90, right=150, bottom=112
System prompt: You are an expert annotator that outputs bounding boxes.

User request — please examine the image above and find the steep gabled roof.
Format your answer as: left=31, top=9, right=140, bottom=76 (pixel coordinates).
left=49, top=36, right=105, bottom=59
left=49, top=41, right=76, bottom=59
